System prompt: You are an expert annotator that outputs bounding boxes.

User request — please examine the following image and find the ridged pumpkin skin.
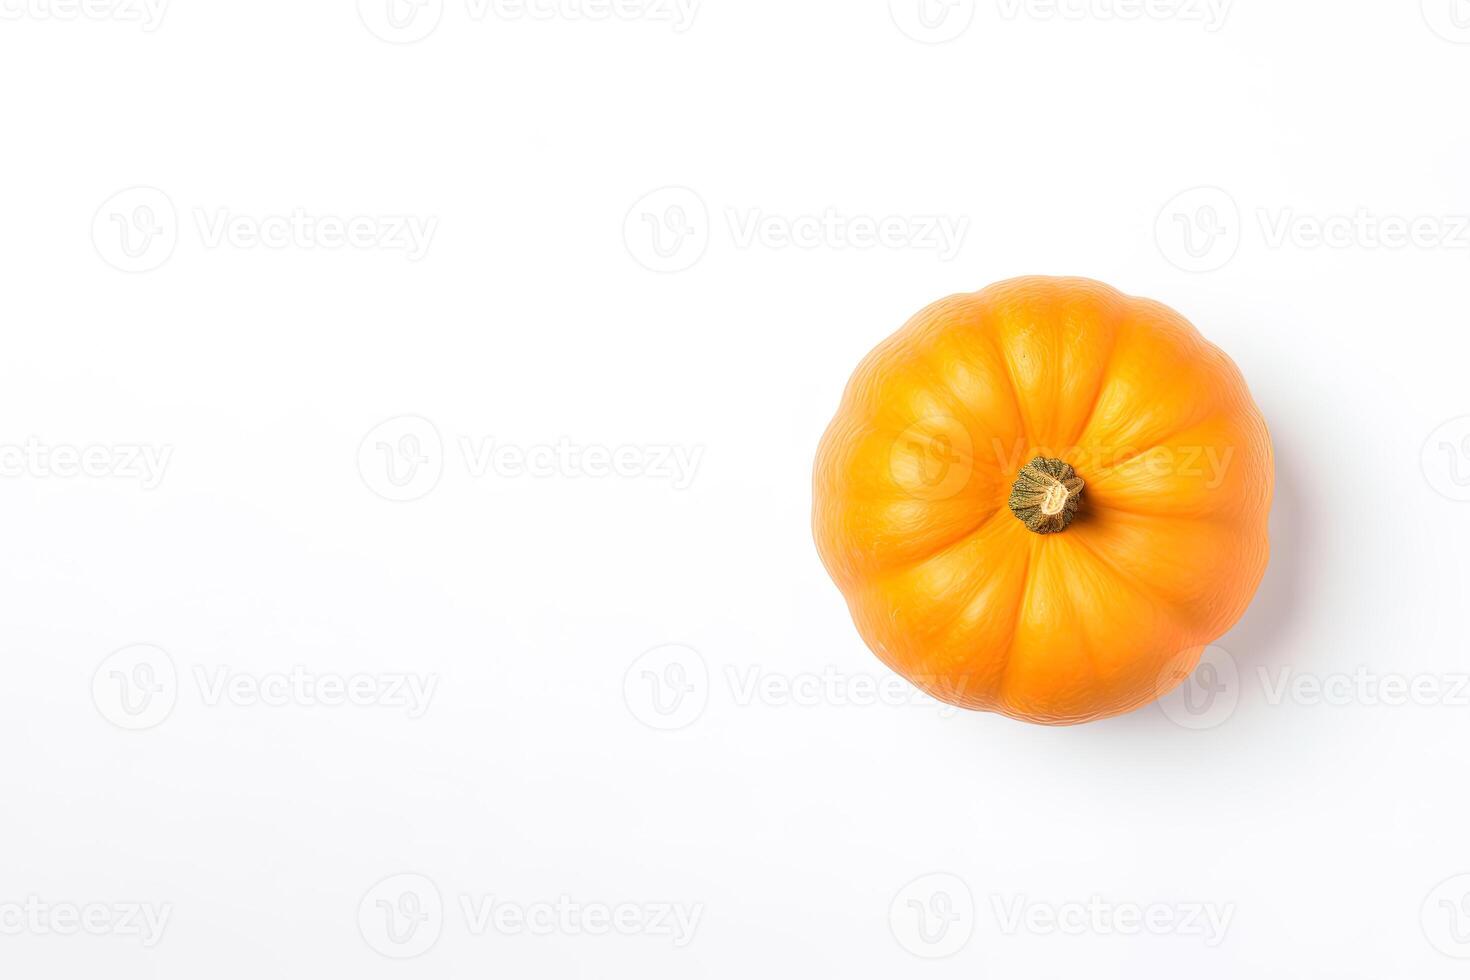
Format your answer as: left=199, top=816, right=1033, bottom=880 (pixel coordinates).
left=812, top=277, right=1272, bottom=725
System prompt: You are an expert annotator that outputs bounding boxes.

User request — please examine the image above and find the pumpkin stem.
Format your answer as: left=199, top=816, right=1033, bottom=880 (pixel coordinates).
left=1009, top=457, right=1084, bottom=534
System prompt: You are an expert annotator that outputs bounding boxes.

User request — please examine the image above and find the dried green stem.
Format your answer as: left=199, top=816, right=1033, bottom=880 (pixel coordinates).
left=1008, top=457, right=1084, bottom=534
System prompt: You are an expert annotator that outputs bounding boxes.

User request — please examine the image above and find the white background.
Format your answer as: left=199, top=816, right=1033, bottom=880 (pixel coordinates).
left=3, top=1, right=1470, bottom=977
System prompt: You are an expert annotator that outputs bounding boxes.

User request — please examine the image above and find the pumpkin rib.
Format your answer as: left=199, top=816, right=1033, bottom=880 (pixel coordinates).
left=988, top=326, right=1033, bottom=450
left=877, top=500, right=1011, bottom=579
left=1061, top=302, right=1127, bottom=451
left=1081, top=401, right=1239, bottom=480
left=1072, top=314, right=1242, bottom=468
left=989, top=537, right=1037, bottom=713
left=902, top=520, right=1030, bottom=658
left=911, top=326, right=1029, bottom=486
left=912, top=318, right=994, bottom=429
left=1063, top=530, right=1201, bottom=640
left=1081, top=495, right=1252, bottom=527
left=1000, top=539, right=1167, bottom=724
left=1040, top=542, right=1108, bottom=708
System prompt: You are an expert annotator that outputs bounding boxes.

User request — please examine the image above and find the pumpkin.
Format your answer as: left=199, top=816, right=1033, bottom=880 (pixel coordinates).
left=812, top=277, right=1272, bottom=725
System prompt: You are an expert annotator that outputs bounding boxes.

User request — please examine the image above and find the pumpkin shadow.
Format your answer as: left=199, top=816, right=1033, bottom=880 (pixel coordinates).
left=1082, top=425, right=1309, bottom=738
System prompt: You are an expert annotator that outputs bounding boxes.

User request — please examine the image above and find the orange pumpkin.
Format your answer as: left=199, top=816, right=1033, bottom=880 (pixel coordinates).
left=812, top=277, right=1272, bottom=725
